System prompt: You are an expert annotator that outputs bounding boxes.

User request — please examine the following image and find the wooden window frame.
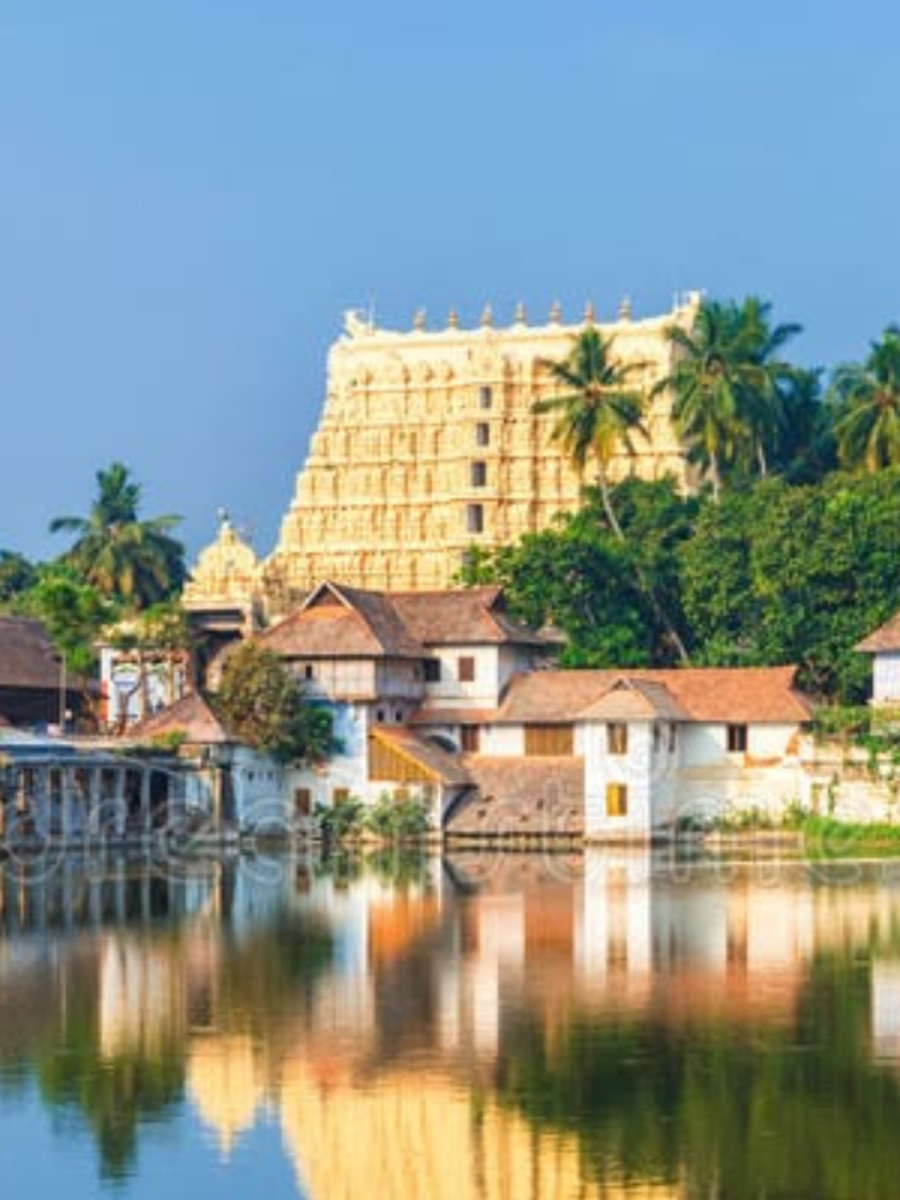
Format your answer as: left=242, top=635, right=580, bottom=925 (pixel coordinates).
left=458, top=656, right=476, bottom=683
left=727, top=723, right=748, bottom=753
left=460, top=725, right=480, bottom=753
left=525, top=724, right=574, bottom=756
left=607, top=722, right=629, bottom=755
left=606, top=782, right=628, bottom=818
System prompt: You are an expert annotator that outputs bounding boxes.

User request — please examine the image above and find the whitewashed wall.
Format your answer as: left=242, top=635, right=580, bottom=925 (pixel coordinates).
left=584, top=721, right=654, bottom=839
left=424, top=646, right=503, bottom=707
left=872, top=652, right=900, bottom=703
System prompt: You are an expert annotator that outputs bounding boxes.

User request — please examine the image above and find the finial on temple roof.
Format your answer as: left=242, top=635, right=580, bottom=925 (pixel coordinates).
left=480, top=304, right=494, bottom=328
left=618, top=295, right=632, bottom=321
left=447, top=308, right=459, bottom=329
left=583, top=301, right=596, bottom=325
left=217, top=506, right=231, bottom=529
left=549, top=299, right=562, bottom=324
left=514, top=301, right=527, bottom=325
left=413, top=308, right=426, bottom=331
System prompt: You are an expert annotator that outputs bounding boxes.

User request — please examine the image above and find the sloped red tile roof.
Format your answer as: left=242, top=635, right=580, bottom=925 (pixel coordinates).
left=128, top=690, right=230, bottom=744
left=391, top=587, right=548, bottom=647
left=856, top=611, right=900, bottom=653
left=579, top=677, right=690, bottom=722
left=497, top=666, right=812, bottom=724
left=406, top=706, right=501, bottom=727
left=447, top=755, right=584, bottom=834
left=0, top=616, right=66, bottom=689
left=260, top=581, right=425, bottom=659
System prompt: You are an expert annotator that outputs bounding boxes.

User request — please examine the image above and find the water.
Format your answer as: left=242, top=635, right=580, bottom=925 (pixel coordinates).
left=1, top=846, right=900, bottom=1198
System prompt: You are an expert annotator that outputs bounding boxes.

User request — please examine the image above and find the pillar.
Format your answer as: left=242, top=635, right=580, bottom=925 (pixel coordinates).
left=140, top=769, right=152, bottom=838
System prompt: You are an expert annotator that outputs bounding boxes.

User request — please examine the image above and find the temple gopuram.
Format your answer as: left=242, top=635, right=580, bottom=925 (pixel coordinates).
left=184, top=294, right=701, bottom=622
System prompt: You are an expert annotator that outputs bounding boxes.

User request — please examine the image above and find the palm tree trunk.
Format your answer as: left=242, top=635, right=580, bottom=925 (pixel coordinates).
left=710, top=454, right=722, bottom=503
left=597, top=474, right=624, bottom=539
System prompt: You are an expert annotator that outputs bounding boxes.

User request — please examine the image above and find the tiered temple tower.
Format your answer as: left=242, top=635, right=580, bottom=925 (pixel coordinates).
left=261, top=294, right=700, bottom=608
left=185, top=294, right=701, bottom=618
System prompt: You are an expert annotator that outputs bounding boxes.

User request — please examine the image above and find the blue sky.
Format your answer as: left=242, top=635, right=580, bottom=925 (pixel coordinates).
left=2, top=0, right=899, bottom=564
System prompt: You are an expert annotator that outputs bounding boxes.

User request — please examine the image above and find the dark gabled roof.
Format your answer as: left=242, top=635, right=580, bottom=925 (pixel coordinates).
left=391, top=587, right=548, bottom=647
left=496, top=666, right=813, bottom=725
left=259, top=581, right=426, bottom=659
left=127, top=691, right=231, bottom=745
left=856, top=611, right=900, bottom=653
left=0, top=616, right=65, bottom=690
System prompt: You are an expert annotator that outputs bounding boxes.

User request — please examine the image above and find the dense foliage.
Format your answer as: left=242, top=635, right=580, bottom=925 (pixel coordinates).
left=2, top=461, right=187, bottom=684
left=49, top=461, right=185, bottom=608
left=457, top=297, right=900, bottom=701
left=213, top=640, right=334, bottom=764
left=462, top=470, right=900, bottom=702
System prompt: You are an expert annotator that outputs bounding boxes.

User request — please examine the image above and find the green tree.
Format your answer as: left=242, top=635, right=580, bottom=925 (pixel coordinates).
left=680, top=472, right=900, bottom=700
left=775, top=368, right=838, bottom=484
left=533, top=326, right=648, bottom=537
left=461, top=479, right=696, bottom=666
left=213, top=640, right=334, bottom=763
left=830, top=326, right=900, bottom=471
left=532, top=333, right=689, bottom=660
left=14, top=562, right=115, bottom=676
left=0, top=549, right=37, bottom=605
left=658, top=297, right=802, bottom=498
left=49, top=462, right=185, bottom=609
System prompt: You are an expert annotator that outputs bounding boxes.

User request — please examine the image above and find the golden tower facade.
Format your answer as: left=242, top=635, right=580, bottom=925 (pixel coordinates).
left=264, top=295, right=699, bottom=604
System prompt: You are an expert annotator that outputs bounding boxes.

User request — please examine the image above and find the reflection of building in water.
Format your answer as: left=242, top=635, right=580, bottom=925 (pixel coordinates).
left=188, top=1033, right=267, bottom=1158
left=871, top=961, right=900, bottom=1064
left=99, top=934, right=186, bottom=1058
left=278, top=1061, right=678, bottom=1200
left=443, top=854, right=821, bottom=1029
left=10, top=856, right=900, bottom=1198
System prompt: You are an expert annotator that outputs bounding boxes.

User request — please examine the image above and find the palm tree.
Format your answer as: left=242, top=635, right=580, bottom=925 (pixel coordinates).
left=533, top=327, right=648, bottom=537
left=534, top=329, right=689, bottom=662
left=657, top=298, right=801, bottom=499
left=830, top=326, right=900, bottom=472
left=50, top=462, right=185, bottom=609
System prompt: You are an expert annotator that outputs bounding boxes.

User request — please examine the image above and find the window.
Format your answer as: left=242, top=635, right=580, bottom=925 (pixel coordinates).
left=294, top=787, right=312, bottom=816
left=376, top=709, right=386, bottom=722
left=607, top=723, right=628, bottom=755
left=461, top=726, right=480, bottom=752
left=424, top=659, right=442, bottom=682
left=669, top=724, right=678, bottom=752
left=466, top=503, right=484, bottom=534
left=304, top=664, right=315, bottom=681
left=525, top=724, right=575, bottom=756
left=606, top=782, right=629, bottom=817
left=479, top=385, right=493, bottom=409
left=333, top=787, right=351, bottom=806
left=470, top=460, right=487, bottom=487
left=727, top=723, right=748, bottom=752
left=475, top=422, right=490, bottom=447
left=458, top=656, right=476, bottom=683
